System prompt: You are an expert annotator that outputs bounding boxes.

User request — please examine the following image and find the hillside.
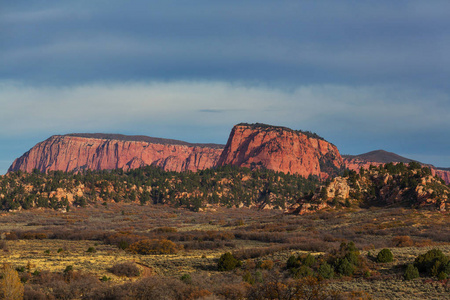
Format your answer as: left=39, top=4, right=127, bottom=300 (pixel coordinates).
left=292, top=162, right=450, bottom=214
left=343, top=150, right=450, bottom=184
left=0, top=165, right=320, bottom=211
left=343, top=150, right=415, bottom=164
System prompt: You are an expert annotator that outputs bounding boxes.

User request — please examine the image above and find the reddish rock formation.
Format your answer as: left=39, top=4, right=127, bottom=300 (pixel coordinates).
left=216, top=123, right=344, bottom=178
left=343, top=157, right=383, bottom=172
left=8, top=134, right=223, bottom=173
left=434, top=169, right=450, bottom=185
left=343, top=151, right=450, bottom=184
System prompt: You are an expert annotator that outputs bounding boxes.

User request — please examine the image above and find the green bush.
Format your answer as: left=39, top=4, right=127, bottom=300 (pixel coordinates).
left=330, top=242, right=360, bottom=277
left=377, top=249, right=394, bottom=263
left=63, top=265, right=73, bottom=274
left=287, top=255, right=300, bottom=269
left=404, top=264, right=419, bottom=280
left=414, top=248, right=449, bottom=276
left=302, top=254, right=316, bottom=267
left=336, top=258, right=355, bottom=276
left=437, top=272, right=448, bottom=281
left=318, top=262, right=334, bottom=279
left=180, top=273, right=192, bottom=284
left=293, top=266, right=313, bottom=278
left=217, top=252, right=241, bottom=271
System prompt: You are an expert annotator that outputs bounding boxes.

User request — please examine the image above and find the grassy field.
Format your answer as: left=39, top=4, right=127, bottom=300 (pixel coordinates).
left=0, top=203, right=449, bottom=299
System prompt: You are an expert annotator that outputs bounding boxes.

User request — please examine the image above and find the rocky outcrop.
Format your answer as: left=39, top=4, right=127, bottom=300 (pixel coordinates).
left=434, top=169, right=450, bottom=185
left=343, top=157, right=383, bottom=172
left=343, top=151, right=450, bottom=185
left=8, top=134, right=223, bottom=173
left=217, top=123, right=344, bottom=178
left=291, top=164, right=450, bottom=214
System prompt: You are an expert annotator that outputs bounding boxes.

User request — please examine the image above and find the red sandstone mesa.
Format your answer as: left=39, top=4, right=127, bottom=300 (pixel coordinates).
left=8, top=134, right=223, bottom=173
left=9, top=126, right=450, bottom=184
left=216, top=124, right=344, bottom=178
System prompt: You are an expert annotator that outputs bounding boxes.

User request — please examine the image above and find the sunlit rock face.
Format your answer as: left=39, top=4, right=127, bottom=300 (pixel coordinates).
left=217, top=124, right=344, bottom=179
left=8, top=134, right=223, bottom=173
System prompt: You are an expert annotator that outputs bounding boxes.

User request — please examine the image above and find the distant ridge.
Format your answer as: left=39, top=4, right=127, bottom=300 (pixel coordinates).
left=343, top=150, right=416, bottom=164
left=65, top=133, right=224, bottom=149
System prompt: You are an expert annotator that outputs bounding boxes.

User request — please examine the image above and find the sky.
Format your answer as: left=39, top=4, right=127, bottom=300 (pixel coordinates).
left=1, top=1, right=450, bottom=174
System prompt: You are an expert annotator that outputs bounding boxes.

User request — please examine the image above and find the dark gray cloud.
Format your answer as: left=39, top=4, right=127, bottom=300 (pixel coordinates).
left=0, top=1, right=449, bottom=173
left=1, top=1, right=449, bottom=88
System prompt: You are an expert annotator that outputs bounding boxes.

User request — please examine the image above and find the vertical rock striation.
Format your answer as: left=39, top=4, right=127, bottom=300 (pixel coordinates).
left=216, top=123, right=344, bottom=178
left=8, top=134, right=223, bottom=173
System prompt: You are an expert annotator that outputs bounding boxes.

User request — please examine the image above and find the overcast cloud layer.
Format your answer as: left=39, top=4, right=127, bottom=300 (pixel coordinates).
left=1, top=1, right=449, bottom=174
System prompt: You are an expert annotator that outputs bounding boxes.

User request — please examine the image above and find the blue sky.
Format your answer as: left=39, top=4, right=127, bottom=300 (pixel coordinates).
left=1, top=1, right=449, bottom=174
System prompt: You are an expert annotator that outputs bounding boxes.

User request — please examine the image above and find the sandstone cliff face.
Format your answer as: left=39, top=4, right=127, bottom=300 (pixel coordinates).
left=343, top=157, right=383, bottom=172
left=434, top=169, right=450, bottom=185
left=8, top=135, right=223, bottom=173
left=217, top=124, right=344, bottom=178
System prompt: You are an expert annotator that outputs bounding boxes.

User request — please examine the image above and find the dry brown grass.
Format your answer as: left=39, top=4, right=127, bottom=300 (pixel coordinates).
left=0, top=203, right=449, bottom=298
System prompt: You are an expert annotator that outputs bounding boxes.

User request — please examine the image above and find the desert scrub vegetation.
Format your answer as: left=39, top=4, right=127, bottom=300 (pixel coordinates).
left=0, top=197, right=448, bottom=298
left=0, top=165, right=321, bottom=211
left=0, top=264, right=24, bottom=300
left=109, top=262, right=140, bottom=277
left=376, top=248, right=394, bottom=263
left=414, top=248, right=450, bottom=278
left=217, top=252, right=241, bottom=271
left=129, top=239, right=182, bottom=255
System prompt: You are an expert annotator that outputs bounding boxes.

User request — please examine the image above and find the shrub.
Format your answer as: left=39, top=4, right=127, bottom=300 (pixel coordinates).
left=0, top=241, right=8, bottom=251
left=414, top=248, right=449, bottom=276
left=287, top=255, right=301, bottom=269
left=218, top=252, right=241, bottom=271
left=129, top=239, right=181, bottom=255
left=180, top=274, right=192, bottom=284
left=404, top=264, right=419, bottom=280
left=0, top=264, right=24, bottom=300
left=318, top=262, right=334, bottom=279
left=293, top=266, right=314, bottom=278
left=302, top=254, right=316, bottom=267
left=260, top=260, right=274, bottom=270
left=64, top=265, right=73, bottom=274
left=391, top=235, right=413, bottom=247
left=330, top=242, right=360, bottom=277
left=153, top=227, right=177, bottom=233
left=86, top=247, right=96, bottom=253
left=5, top=233, right=18, bottom=241
left=336, top=258, right=355, bottom=276
left=377, top=249, right=394, bottom=263
left=117, top=241, right=129, bottom=250
left=24, top=285, right=46, bottom=300
left=109, top=262, right=140, bottom=277
left=438, top=272, right=448, bottom=280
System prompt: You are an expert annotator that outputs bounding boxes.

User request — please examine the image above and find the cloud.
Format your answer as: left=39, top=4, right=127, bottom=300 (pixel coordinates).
left=1, top=1, right=449, bottom=89
left=1, top=1, right=450, bottom=169
left=0, top=80, right=449, bottom=168
left=0, top=80, right=448, bottom=136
